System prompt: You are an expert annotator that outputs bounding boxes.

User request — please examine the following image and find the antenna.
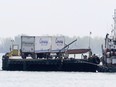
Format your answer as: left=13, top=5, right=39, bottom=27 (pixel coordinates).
left=113, top=9, right=116, bottom=29
left=113, top=9, right=116, bottom=40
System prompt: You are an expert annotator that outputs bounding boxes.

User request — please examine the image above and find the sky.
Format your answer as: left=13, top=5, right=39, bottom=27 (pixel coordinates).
left=0, top=0, right=116, bottom=38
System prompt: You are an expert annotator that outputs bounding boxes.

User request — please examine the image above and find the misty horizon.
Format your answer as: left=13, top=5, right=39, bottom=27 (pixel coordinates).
left=0, top=0, right=116, bottom=38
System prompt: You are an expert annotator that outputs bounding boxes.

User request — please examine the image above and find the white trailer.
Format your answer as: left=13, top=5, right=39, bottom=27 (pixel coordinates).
left=35, top=36, right=52, bottom=58
left=21, top=36, right=35, bottom=59
left=21, top=35, right=66, bottom=59
left=51, top=36, right=65, bottom=52
left=50, top=36, right=65, bottom=58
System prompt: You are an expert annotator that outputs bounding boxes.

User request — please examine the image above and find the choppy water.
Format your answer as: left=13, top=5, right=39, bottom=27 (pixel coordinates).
left=0, top=53, right=116, bottom=87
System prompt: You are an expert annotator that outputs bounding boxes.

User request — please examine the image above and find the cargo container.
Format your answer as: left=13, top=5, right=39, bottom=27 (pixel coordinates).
left=35, top=36, right=52, bottom=53
left=51, top=36, right=65, bottom=52
left=50, top=36, right=65, bottom=58
left=35, top=36, right=52, bottom=58
left=21, top=35, right=66, bottom=59
left=21, top=36, right=35, bottom=59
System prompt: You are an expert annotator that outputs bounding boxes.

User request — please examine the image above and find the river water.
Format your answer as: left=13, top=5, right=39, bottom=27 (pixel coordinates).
left=0, top=53, right=116, bottom=87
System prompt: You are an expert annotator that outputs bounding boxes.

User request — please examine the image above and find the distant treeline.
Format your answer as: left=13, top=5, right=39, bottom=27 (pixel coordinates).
left=0, top=35, right=105, bottom=55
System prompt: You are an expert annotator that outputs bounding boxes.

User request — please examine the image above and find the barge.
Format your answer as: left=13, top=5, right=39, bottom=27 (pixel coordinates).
left=2, top=49, right=100, bottom=72
left=2, top=34, right=101, bottom=72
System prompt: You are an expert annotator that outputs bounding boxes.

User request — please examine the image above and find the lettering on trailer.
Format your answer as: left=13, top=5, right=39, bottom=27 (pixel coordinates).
left=55, top=38, right=64, bottom=46
left=39, top=38, right=48, bottom=46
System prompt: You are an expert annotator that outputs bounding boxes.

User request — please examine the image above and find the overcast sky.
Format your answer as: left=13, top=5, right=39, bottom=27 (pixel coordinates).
left=0, top=0, right=116, bottom=38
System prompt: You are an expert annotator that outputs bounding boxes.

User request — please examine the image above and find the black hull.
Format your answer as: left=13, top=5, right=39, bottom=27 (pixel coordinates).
left=98, top=65, right=116, bottom=72
left=2, top=57, right=98, bottom=72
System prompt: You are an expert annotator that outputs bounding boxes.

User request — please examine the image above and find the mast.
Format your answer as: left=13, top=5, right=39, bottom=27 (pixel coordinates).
left=113, top=9, right=116, bottom=40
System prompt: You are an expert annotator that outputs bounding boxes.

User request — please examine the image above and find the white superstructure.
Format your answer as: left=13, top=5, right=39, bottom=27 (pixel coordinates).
left=102, top=9, right=116, bottom=66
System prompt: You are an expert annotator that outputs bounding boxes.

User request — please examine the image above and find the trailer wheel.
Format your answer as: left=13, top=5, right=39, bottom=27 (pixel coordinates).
left=32, top=53, right=37, bottom=59
left=22, top=54, right=26, bottom=59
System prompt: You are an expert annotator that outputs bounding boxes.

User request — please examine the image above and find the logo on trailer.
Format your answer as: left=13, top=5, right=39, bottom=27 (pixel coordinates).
left=39, top=38, right=48, bottom=46
left=55, top=38, right=64, bottom=46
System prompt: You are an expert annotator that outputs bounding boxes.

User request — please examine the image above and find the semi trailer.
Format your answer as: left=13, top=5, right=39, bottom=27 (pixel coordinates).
left=20, top=36, right=65, bottom=59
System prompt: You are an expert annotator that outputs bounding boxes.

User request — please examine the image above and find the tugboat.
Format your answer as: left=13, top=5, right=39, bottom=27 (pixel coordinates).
left=101, top=9, right=116, bottom=72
